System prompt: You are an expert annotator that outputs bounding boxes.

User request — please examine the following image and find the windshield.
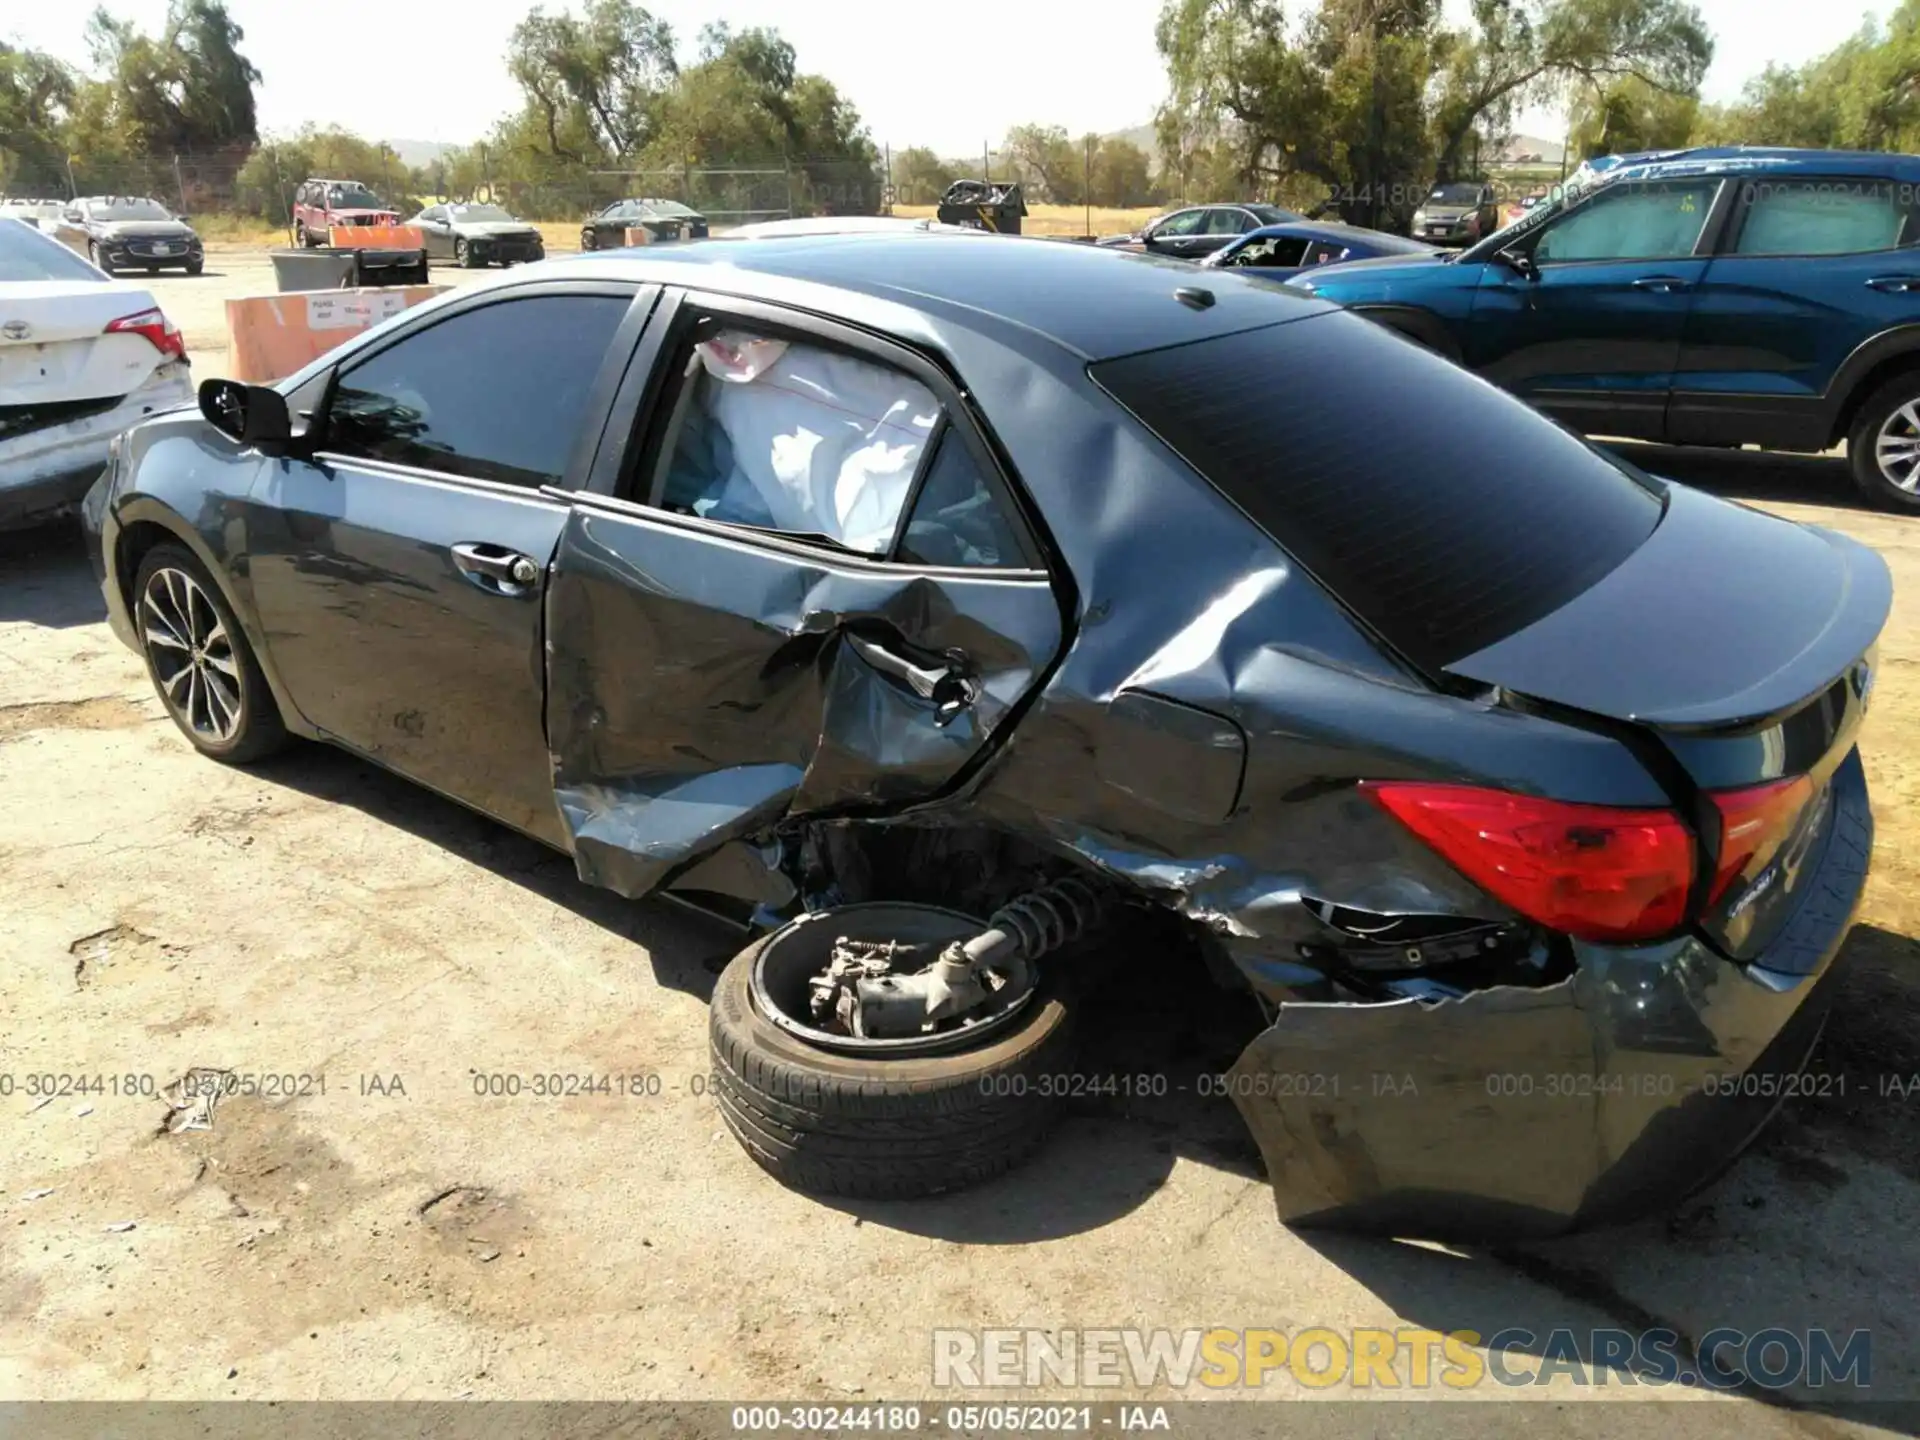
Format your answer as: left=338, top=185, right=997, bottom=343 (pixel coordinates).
left=85, top=198, right=173, bottom=221
left=0, top=219, right=108, bottom=282
left=450, top=204, right=515, bottom=222
left=328, top=185, right=385, bottom=208
left=1428, top=183, right=1483, bottom=205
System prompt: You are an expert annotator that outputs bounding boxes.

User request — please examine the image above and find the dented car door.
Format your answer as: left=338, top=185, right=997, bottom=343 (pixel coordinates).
left=543, top=293, right=1067, bottom=899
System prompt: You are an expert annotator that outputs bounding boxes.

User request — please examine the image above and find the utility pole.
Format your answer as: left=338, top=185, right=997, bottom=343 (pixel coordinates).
left=983, top=141, right=989, bottom=184
left=883, top=143, right=891, bottom=215
left=172, top=153, right=188, bottom=213
left=1084, top=134, right=1092, bottom=237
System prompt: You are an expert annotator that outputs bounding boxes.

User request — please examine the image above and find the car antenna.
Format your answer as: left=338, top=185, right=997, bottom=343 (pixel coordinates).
left=1174, top=286, right=1215, bottom=310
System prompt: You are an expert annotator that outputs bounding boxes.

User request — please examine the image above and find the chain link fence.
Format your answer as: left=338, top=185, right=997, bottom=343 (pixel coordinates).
left=3, top=146, right=883, bottom=230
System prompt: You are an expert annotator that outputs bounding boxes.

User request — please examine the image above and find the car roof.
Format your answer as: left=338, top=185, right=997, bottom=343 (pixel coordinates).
left=542, top=231, right=1329, bottom=361
left=1610, top=145, right=1920, bottom=180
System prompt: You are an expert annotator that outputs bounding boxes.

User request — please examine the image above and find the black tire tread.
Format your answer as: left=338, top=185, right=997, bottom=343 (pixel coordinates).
left=706, top=932, right=1076, bottom=1199
left=133, top=541, right=291, bottom=766
left=1846, top=372, right=1920, bottom=512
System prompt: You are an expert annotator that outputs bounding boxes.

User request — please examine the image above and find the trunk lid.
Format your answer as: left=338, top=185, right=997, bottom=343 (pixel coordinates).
left=1447, top=481, right=1889, bottom=963
left=0, top=281, right=167, bottom=406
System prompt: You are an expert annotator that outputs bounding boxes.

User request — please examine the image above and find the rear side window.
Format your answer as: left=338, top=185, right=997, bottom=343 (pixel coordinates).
left=1732, top=179, right=1908, bottom=255
left=1091, top=317, right=1663, bottom=673
left=325, top=294, right=630, bottom=488
left=0, top=220, right=106, bottom=282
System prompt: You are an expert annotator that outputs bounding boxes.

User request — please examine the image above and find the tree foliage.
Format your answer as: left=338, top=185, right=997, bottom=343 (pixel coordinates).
left=1154, top=0, right=1711, bottom=227
left=1698, top=0, right=1920, bottom=152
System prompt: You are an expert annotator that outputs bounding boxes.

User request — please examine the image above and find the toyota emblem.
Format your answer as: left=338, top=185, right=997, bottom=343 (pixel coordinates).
left=1, top=319, right=30, bottom=341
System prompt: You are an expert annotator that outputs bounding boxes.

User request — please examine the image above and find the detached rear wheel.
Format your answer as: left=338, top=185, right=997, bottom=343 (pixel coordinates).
left=134, top=543, right=289, bottom=764
left=708, top=906, right=1078, bottom=1200
left=1848, top=372, right=1920, bottom=512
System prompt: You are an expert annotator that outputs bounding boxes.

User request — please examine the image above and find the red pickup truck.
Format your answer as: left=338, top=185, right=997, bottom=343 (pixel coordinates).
left=292, top=178, right=401, bottom=247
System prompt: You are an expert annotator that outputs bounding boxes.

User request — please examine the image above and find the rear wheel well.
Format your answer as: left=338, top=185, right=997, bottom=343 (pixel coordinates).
left=1832, top=351, right=1920, bottom=448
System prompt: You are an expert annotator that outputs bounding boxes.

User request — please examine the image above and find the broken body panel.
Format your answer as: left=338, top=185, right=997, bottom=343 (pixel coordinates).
left=85, top=238, right=1890, bottom=1237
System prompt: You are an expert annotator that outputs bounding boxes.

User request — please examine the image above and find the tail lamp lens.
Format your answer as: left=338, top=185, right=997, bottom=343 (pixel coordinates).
left=1361, top=781, right=1694, bottom=943
left=104, top=307, right=186, bottom=362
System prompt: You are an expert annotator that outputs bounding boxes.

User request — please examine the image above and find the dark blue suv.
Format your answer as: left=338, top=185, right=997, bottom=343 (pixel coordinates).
left=1288, top=147, right=1920, bottom=509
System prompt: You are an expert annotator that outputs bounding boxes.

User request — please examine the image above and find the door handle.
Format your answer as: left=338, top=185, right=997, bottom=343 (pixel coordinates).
left=845, top=635, right=980, bottom=726
left=452, top=541, right=540, bottom=593
left=1631, top=275, right=1691, bottom=293
left=1867, top=276, right=1920, bottom=293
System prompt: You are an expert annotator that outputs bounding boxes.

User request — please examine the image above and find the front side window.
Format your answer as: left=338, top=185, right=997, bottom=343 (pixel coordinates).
left=653, top=327, right=941, bottom=555
left=1733, top=179, right=1907, bottom=256
left=1153, top=209, right=1206, bottom=238
left=325, top=294, right=631, bottom=488
left=1204, top=208, right=1253, bottom=236
left=1532, top=179, right=1720, bottom=263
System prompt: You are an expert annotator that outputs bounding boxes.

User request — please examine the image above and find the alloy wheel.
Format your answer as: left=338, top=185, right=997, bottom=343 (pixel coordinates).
left=1874, top=400, right=1920, bottom=492
left=141, top=567, right=243, bottom=743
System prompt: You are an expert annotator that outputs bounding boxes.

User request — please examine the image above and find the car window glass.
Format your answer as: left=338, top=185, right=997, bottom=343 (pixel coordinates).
left=654, top=327, right=941, bottom=555
left=1306, top=242, right=1349, bottom=264
left=1533, top=179, right=1718, bottom=262
left=1154, top=210, right=1206, bottom=238
left=1733, top=180, right=1906, bottom=256
left=325, top=294, right=630, bottom=488
left=1204, top=208, right=1250, bottom=235
left=895, top=428, right=1032, bottom=568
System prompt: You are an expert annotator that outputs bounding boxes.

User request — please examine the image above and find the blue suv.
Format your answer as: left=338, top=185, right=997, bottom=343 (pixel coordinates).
left=1288, top=147, right=1920, bottom=509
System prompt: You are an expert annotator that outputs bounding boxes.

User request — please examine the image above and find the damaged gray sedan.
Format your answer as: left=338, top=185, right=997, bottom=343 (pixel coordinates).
left=82, top=234, right=1886, bottom=1240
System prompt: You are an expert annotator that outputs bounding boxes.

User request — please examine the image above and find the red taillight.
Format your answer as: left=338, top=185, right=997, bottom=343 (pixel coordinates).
left=1361, top=781, right=1694, bottom=943
left=1706, top=776, right=1815, bottom=904
left=105, top=307, right=186, bottom=362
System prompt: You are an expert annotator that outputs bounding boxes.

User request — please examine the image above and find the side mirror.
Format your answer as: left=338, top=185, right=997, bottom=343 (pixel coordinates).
left=200, top=378, right=294, bottom=449
left=1493, top=248, right=1539, bottom=281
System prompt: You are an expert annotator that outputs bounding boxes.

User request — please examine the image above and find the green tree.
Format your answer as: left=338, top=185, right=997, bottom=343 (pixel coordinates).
left=891, top=146, right=955, bottom=204
left=1090, top=136, right=1160, bottom=205
left=1568, top=74, right=1698, bottom=156
left=0, top=44, right=78, bottom=192
left=1698, top=0, right=1920, bottom=151
left=506, top=0, right=678, bottom=162
left=1154, top=0, right=1712, bottom=229
left=82, top=0, right=261, bottom=154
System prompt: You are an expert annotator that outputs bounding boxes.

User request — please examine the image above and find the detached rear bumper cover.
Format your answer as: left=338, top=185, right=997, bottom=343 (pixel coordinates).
left=1228, top=749, right=1872, bottom=1240
left=0, top=362, right=193, bottom=526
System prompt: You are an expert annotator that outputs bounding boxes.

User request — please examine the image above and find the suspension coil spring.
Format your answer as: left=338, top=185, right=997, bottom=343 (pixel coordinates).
left=988, top=877, right=1105, bottom=960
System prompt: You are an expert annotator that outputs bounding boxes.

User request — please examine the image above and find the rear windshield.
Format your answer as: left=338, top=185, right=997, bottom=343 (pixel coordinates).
left=0, top=219, right=107, bottom=282
left=1090, top=317, right=1663, bottom=672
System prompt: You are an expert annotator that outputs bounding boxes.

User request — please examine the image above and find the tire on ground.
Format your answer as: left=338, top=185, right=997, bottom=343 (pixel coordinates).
left=708, top=935, right=1077, bottom=1200
left=133, top=540, right=292, bottom=765
left=1846, top=370, right=1920, bottom=512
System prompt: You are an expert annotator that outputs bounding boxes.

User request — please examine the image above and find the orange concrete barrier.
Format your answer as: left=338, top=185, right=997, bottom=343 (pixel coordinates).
left=225, top=285, right=450, bottom=384
left=622, top=226, right=654, bottom=247
left=327, top=224, right=426, bottom=250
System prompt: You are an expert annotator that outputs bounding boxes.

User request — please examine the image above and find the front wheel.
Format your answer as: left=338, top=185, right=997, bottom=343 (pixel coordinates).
left=455, top=237, right=479, bottom=268
left=1847, top=373, right=1920, bottom=512
left=133, top=543, right=290, bottom=765
left=90, top=241, right=114, bottom=275
left=185, top=258, right=204, bottom=276
left=580, top=228, right=597, bottom=251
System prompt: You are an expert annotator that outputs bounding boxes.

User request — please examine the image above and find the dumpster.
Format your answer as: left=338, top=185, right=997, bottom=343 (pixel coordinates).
left=935, top=179, right=1027, bottom=235
left=269, top=247, right=430, bottom=293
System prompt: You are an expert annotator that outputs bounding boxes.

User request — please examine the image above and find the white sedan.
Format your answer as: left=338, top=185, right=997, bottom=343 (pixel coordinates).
left=0, top=217, right=194, bottom=529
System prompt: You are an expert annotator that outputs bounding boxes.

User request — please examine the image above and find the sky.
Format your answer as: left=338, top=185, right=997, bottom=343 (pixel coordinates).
left=4, top=0, right=1906, bottom=155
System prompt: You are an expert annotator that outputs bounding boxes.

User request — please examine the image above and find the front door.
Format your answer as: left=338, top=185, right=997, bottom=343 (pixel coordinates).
left=545, top=297, right=1066, bottom=898
left=1467, top=176, right=1725, bottom=440
left=245, top=283, right=652, bottom=844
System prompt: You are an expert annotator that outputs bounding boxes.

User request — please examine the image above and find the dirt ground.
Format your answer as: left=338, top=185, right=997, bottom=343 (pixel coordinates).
left=2, top=247, right=1918, bottom=1432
